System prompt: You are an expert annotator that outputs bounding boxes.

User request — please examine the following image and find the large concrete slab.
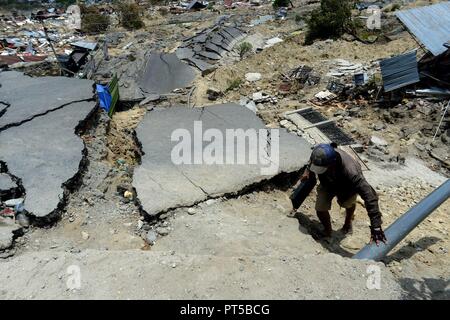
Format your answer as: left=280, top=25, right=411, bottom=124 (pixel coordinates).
left=0, top=173, right=15, bottom=191
left=0, top=218, right=21, bottom=250
left=0, top=101, right=95, bottom=217
left=0, top=71, right=94, bottom=130
left=133, top=103, right=311, bottom=216
left=0, top=72, right=96, bottom=218
left=138, top=52, right=196, bottom=95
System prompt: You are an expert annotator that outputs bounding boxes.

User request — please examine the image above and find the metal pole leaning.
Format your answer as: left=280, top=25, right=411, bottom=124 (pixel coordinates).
left=353, top=179, right=450, bottom=261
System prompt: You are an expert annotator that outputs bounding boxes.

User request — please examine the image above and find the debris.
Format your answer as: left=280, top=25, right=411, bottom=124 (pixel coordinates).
left=207, top=87, right=222, bottom=101
left=0, top=220, right=21, bottom=251
left=380, top=50, right=419, bottom=92
left=314, top=90, right=337, bottom=102
left=124, top=191, right=133, bottom=200
left=176, top=21, right=245, bottom=73
left=81, top=231, right=90, bottom=240
left=146, top=230, right=157, bottom=244
left=370, top=136, right=388, bottom=147
left=264, top=37, right=283, bottom=49
left=15, top=213, right=30, bottom=228
left=139, top=94, right=161, bottom=106
left=245, top=72, right=262, bottom=82
left=156, top=227, right=170, bottom=236
left=4, top=198, right=23, bottom=207
left=250, top=15, right=274, bottom=26
left=354, top=73, right=368, bottom=86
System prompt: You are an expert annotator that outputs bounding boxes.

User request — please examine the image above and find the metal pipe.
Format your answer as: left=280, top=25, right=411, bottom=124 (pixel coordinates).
left=353, top=179, right=450, bottom=261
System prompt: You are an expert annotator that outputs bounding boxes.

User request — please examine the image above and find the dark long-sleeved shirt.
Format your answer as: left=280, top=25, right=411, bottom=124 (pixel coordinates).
left=311, top=148, right=382, bottom=228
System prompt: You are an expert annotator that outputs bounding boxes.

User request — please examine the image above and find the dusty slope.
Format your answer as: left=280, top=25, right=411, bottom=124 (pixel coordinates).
left=0, top=190, right=403, bottom=300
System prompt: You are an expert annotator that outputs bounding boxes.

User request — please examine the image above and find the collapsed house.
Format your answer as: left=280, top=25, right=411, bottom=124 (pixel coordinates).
left=380, top=2, right=450, bottom=99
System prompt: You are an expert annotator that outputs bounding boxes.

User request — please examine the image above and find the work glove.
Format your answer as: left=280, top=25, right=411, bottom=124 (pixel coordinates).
left=370, top=226, right=387, bottom=246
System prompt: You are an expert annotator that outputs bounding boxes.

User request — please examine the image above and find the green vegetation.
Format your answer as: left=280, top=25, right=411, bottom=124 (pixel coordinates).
left=273, top=0, right=290, bottom=9
left=225, top=79, right=242, bottom=93
left=117, top=3, right=144, bottom=30
left=80, top=5, right=110, bottom=34
left=305, top=0, right=352, bottom=44
left=237, top=42, right=253, bottom=60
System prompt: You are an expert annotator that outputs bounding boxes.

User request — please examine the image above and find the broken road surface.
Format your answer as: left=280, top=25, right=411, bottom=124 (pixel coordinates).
left=133, top=103, right=311, bottom=216
left=0, top=71, right=97, bottom=218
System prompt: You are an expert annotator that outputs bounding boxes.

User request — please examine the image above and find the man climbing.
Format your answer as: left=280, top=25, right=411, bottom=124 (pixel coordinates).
left=297, top=143, right=387, bottom=245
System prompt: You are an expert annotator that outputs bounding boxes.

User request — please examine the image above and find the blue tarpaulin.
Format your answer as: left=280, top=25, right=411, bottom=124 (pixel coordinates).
left=96, top=84, right=112, bottom=112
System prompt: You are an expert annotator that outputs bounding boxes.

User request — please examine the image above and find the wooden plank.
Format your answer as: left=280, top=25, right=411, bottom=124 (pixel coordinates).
left=340, top=145, right=370, bottom=171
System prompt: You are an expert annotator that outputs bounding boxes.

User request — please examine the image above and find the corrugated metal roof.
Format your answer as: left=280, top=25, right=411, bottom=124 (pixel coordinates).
left=380, top=50, right=420, bottom=92
left=396, top=2, right=450, bottom=56
left=0, top=55, right=47, bottom=66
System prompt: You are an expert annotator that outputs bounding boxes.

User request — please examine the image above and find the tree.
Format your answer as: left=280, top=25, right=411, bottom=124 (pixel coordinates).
left=117, top=2, right=144, bottom=30
left=273, top=0, right=290, bottom=9
left=80, top=5, right=110, bottom=34
left=305, top=0, right=352, bottom=44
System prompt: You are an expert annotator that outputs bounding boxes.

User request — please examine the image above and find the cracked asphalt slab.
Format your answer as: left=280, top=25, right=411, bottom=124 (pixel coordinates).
left=133, top=103, right=312, bottom=216
left=0, top=71, right=94, bottom=131
left=0, top=71, right=97, bottom=218
left=138, top=52, right=196, bottom=95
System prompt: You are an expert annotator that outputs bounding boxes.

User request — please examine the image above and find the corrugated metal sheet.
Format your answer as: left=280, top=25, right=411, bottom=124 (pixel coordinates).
left=380, top=50, right=420, bottom=92
left=396, top=2, right=450, bottom=56
left=0, top=55, right=47, bottom=66
left=71, top=41, right=97, bottom=51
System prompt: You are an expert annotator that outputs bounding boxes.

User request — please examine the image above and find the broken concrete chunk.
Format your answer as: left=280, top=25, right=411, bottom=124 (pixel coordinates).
left=186, top=57, right=216, bottom=75
left=146, top=230, right=157, bottom=244
left=138, top=52, right=196, bottom=95
left=264, top=37, right=283, bottom=48
left=198, top=51, right=222, bottom=61
left=179, top=22, right=245, bottom=73
left=175, top=47, right=195, bottom=60
left=133, top=103, right=311, bottom=216
left=207, top=87, right=222, bottom=101
left=370, top=136, right=388, bottom=147
left=245, top=73, right=262, bottom=82
left=0, top=219, right=20, bottom=250
left=0, top=72, right=96, bottom=218
left=0, top=174, right=15, bottom=192
left=0, top=71, right=94, bottom=130
left=139, top=94, right=161, bottom=106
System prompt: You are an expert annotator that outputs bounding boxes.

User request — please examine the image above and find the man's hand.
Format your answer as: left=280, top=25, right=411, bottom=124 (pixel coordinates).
left=370, top=226, right=387, bottom=246
left=300, top=169, right=310, bottom=182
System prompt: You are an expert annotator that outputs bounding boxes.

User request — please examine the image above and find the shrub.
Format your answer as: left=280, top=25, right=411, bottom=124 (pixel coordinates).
left=305, top=0, right=352, bottom=44
left=117, top=3, right=144, bottom=30
left=237, top=42, right=253, bottom=60
left=273, top=0, right=290, bottom=9
left=225, top=79, right=242, bottom=92
left=80, top=5, right=110, bottom=34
